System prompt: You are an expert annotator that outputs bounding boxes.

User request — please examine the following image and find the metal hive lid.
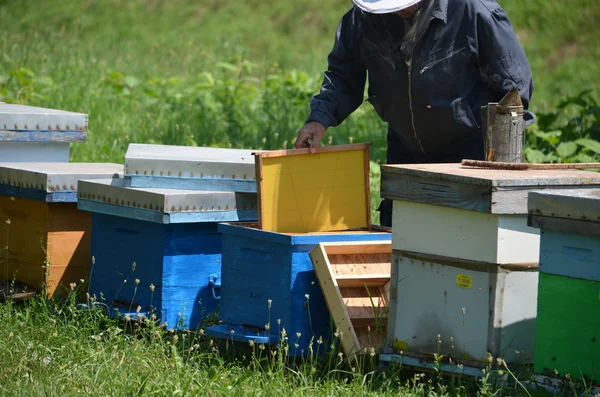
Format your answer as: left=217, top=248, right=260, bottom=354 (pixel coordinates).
left=528, top=188, right=600, bottom=222
left=0, top=162, right=123, bottom=193
left=124, top=143, right=260, bottom=181
left=77, top=177, right=258, bottom=224
left=0, top=103, right=88, bottom=142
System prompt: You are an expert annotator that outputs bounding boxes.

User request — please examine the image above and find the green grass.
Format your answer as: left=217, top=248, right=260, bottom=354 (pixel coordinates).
left=0, top=288, right=574, bottom=397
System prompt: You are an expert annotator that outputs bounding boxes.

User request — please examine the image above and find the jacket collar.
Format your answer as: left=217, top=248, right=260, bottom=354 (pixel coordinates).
left=432, top=0, right=448, bottom=23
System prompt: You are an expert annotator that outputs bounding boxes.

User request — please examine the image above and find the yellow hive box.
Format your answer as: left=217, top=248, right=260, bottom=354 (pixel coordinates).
left=0, top=162, right=123, bottom=297
left=254, top=144, right=371, bottom=233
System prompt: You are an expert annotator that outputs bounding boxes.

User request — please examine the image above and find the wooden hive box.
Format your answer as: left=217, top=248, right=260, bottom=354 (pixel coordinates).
left=123, top=143, right=259, bottom=192
left=379, top=164, right=600, bottom=368
left=205, top=223, right=391, bottom=355
left=206, top=144, right=388, bottom=355
left=77, top=178, right=258, bottom=331
left=309, top=241, right=392, bottom=357
left=528, top=188, right=600, bottom=383
left=0, top=162, right=123, bottom=297
left=0, top=104, right=87, bottom=162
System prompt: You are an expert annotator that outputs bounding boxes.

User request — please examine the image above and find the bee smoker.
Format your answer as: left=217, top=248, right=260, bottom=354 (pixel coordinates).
left=481, top=88, right=526, bottom=163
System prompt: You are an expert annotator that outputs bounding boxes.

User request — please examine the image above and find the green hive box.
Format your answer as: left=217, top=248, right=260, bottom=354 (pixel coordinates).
left=528, top=189, right=600, bottom=382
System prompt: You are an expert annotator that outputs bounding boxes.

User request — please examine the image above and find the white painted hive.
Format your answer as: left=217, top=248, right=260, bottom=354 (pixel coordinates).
left=0, top=104, right=88, bottom=162
left=388, top=252, right=538, bottom=364
left=381, top=164, right=600, bottom=366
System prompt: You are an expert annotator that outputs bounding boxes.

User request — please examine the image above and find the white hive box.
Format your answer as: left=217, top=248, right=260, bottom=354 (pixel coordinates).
left=123, top=143, right=260, bottom=193
left=0, top=104, right=87, bottom=162
left=379, top=163, right=600, bottom=368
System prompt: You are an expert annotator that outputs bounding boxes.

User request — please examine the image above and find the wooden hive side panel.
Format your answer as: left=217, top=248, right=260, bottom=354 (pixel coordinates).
left=219, top=232, right=293, bottom=329
left=391, top=200, right=501, bottom=264
left=288, top=248, right=335, bottom=348
left=535, top=273, right=600, bottom=382
left=380, top=172, right=492, bottom=213
left=389, top=252, right=493, bottom=363
left=0, top=196, right=49, bottom=290
left=257, top=145, right=370, bottom=233
left=87, top=214, right=166, bottom=314
left=496, top=215, right=540, bottom=265
left=46, top=203, right=92, bottom=296
left=161, top=223, right=222, bottom=330
left=539, top=229, right=600, bottom=282
left=493, top=270, right=538, bottom=364
left=310, top=241, right=391, bottom=357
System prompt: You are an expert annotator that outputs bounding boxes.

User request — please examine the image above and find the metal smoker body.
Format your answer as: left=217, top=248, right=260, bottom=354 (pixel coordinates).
left=481, top=89, right=526, bottom=163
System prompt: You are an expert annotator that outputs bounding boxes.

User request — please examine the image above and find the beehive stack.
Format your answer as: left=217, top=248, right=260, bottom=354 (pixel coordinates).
left=78, top=144, right=260, bottom=330
left=378, top=163, right=600, bottom=371
left=528, top=188, right=600, bottom=383
left=0, top=162, right=123, bottom=297
left=206, top=144, right=393, bottom=355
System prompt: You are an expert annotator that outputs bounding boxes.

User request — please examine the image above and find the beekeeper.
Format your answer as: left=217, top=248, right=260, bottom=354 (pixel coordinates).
left=294, top=0, right=534, bottom=226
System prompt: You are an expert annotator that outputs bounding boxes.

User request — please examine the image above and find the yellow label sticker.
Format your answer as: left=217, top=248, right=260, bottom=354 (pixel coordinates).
left=393, top=339, right=409, bottom=351
left=456, top=274, right=473, bottom=290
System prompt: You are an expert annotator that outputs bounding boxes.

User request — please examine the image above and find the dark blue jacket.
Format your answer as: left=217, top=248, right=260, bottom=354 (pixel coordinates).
left=307, top=0, right=534, bottom=154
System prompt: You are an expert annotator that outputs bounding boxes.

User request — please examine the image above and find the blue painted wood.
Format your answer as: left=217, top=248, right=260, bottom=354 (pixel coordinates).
left=0, top=184, right=76, bottom=202
left=218, top=225, right=392, bottom=356
left=291, top=234, right=393, bottom=246
left=77, top=302, right=167, bottom=324
left=161, top=223, right=222, bottom=329
left=539, top=229, right=600, bottom=282
left=218, top=223, right=293, bottom=245
left=205, top=324, right=276, bottom=344
left=78, top=199, right=258, bottom=225
left=0, top=130, right=86, bottom=142
left=87, top=213, right=224, bottom=330
left=124, top=175, right=257, bottom=193
left=169, top=210, right=257, bottom=224
left=217, top=223, right=391, bottom=247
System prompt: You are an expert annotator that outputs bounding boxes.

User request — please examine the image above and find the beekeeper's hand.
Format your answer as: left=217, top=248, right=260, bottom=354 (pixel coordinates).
left=294, top=121, right=326, bottom=153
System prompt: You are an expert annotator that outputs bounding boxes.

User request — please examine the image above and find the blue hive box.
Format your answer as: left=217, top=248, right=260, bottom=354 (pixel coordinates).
left=77, top=177, right=258, bottom=330
left=206, top=223, right=391, bottom=355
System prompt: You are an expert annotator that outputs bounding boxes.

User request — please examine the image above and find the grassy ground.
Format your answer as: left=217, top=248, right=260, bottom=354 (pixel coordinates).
left=0, top=289, right=578, bottom=397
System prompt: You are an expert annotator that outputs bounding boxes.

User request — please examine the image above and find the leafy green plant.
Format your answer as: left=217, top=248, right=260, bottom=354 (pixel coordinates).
left=525, top=90, right=599, bottom=163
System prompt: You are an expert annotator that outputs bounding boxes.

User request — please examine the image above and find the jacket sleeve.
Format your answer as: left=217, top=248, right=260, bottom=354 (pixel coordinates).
left=306, top=8, right=367, bottom=129
left=476, top=5, right=535, bottom=125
